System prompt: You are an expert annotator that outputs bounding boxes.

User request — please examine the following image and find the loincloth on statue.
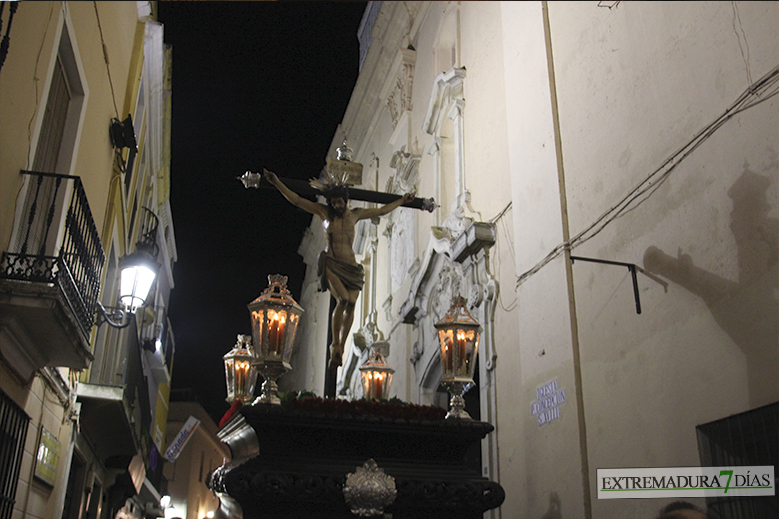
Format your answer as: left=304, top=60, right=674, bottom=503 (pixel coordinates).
left=317, top=252, right=365, bottom=292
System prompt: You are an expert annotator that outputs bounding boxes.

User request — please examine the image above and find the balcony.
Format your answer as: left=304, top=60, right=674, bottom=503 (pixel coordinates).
left=0, top=171, right=104, bottom=381
left=77, top=320, right=151, bottom=466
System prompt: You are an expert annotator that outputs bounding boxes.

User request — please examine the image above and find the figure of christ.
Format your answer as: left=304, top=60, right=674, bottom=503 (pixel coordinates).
left=264, top=169, right=414, bottom=369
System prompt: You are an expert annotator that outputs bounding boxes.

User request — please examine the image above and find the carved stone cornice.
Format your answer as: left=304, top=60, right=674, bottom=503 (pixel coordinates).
left=399, top=221, right=495, bottom=326
left=423, top=67, right=466, bottom=136
left=387, top=47, right=417, bottom=130
left=451, top=221, right=496, bottom=265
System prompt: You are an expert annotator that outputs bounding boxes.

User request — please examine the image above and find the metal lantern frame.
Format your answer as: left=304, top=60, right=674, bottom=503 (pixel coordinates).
left=247, top=274, right=304, bottom=405
left=433, top=296, right=481, bottom=419
left=359, top=346, right=395, bottom=400
left=223, top=334, right=258, bottom=404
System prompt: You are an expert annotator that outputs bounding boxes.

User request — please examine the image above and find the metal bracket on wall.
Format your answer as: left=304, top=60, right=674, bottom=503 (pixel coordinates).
left=570, top=256, right=668, bottom=314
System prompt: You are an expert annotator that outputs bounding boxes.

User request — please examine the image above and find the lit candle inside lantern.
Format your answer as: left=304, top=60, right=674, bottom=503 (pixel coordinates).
left=445, top=337, right=454, bottom=372
left=374, top=372, right=384, bottom=398
left=268, top=311, right=279, bottom=355
left=278, top=313, right=286, bottom=355
left=236, top=361, right=246, bottom=397
left=457, top=330, right=466, bottom=373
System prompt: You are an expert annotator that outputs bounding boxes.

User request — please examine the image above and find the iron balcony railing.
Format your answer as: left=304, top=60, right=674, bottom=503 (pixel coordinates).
left=0, top=171, right=105, bottom=339
left=0, top=389, right=29, bottom=519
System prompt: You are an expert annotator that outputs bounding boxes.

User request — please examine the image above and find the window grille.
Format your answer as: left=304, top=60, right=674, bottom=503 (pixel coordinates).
left=0, top=390, right=30, bottom=519
left=697, top=402, right=778, bottom=519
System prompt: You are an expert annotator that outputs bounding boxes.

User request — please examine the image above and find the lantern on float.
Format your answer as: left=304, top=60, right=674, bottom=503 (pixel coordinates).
left=247, top=275, right=304, bottom=405
left=223, top=335, right=258, bottom=404
left=433, top=296, right=481, bottom=419
left=359, top=347, right=394, bottom=400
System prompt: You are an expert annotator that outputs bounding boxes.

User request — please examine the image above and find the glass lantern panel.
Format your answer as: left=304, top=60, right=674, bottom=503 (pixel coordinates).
left=251, top=310, right=265, bottom=356
left=224, top=358, right=235, bottom=399
left=267, top=309, right=286, bottom=357
left=455, top=329, right=479, bottom=377
left=234, top=359, right=251, bottom=399
left=361, top=371, right=372, bottom=399
left=438, top=329, right=455, bottom=375
left=384, top=372, right=394, bottom=399
left=281, top=313, right=299, bottom=363
left=362, top=370, right=392, bottom=400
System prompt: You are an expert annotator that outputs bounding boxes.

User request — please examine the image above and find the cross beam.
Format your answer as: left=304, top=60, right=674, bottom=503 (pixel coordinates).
left=239, top=171, right=435, bottom=213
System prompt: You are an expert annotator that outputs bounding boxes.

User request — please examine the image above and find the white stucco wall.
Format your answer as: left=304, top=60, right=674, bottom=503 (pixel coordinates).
left=295, top=2, right=778, bottom=518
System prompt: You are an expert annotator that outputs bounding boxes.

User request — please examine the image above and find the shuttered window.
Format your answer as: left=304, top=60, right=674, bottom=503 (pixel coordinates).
left=33, top=56, right=71, bottom=173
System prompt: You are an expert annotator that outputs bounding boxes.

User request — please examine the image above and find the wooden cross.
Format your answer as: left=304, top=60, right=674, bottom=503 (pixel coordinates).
left=239, top=171, right=435, bottom=212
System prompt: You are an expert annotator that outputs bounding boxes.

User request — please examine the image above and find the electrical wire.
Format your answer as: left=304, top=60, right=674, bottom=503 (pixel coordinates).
left=516, top=63, right=779, bottom=289
left=488, top=202, right=518, bottom=312
left=27, top=3, right=56, bottom=170
left=93, top=1, right=119, bottom=118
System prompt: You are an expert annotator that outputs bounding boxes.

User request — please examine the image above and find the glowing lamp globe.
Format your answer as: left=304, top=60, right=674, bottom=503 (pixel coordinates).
left=119, top=248, right=158, bottom=312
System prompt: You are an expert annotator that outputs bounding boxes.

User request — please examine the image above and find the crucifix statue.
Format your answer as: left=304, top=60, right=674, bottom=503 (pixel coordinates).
left=240, top=156, right=433, bottom=372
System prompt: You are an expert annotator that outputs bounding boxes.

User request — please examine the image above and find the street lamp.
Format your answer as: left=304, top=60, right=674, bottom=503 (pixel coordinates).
left=223, top=335, right=258, bottom=404
left=96, top=246, right=158, bottom=329
left=433, top=296, right=481, bottom=419
left=247, top=275, right=304, bottom=405
left=119, top=245, right=158, bottom=312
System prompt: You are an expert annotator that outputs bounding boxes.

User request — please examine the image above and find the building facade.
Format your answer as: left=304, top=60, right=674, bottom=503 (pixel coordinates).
left=288, top=2, right=778, bottom=518
left=0, top=2, right=177, bottom=518
left=163, top=401, right=230, bottom=519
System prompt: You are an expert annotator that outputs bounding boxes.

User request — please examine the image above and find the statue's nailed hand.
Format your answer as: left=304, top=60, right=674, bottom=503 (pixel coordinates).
left=263, top=168, right=279, bottom=186
left=401, top=192, right=415, bottom=204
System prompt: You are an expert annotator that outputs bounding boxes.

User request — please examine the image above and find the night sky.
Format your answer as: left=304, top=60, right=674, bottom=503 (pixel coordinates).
left=157, top=2, right=368, bottom=424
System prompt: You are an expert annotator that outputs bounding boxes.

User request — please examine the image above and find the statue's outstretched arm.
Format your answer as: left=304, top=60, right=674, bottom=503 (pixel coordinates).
left=264, top=169, right=327, bottom=219
left=356, top=192, right=415, bottom=220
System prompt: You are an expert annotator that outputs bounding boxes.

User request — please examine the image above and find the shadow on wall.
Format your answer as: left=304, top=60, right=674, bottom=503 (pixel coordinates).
left=643, top=165, right=778, bottom=408
left=538, top=491, right=563, bottom=519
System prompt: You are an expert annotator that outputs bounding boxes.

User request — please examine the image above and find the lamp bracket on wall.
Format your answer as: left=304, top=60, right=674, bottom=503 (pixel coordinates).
left=110, top=115, right=138, bottom=151
left=95, top=301, right=132, bottom=329
left=569, top=256, right=668, bottom=314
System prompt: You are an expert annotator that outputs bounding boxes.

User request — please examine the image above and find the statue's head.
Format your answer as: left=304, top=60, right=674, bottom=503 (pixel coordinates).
left=326, top=185, right=349, bottom=217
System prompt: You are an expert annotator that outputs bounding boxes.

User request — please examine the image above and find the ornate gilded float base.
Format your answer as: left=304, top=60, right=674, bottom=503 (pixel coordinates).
left=211, top=402, right=505, bottom=518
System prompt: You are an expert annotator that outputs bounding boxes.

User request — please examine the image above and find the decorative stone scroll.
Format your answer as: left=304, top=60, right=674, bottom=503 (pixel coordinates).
left=386, top=48, right=416, bottom=130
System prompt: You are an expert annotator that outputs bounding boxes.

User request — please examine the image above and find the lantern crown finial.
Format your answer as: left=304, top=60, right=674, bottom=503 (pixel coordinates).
left=435, top=295, right=480, bottom=330
left=249, top=274, right=302, bottom=310
left=268, top=274, right=289, bottom=290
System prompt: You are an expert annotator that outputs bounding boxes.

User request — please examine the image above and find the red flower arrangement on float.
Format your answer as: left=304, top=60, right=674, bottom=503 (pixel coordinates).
left=287, top=394, right=447, bottom=421
left=219, top=391, right=446, bottom=427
